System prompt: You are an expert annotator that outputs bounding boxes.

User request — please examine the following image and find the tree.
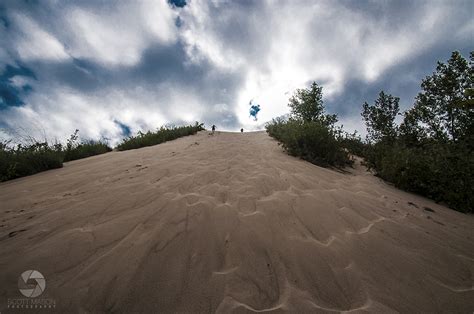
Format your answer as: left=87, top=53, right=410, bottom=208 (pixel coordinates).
left=288, top=82, right=337, bottom=126
left=361, top=91, right=400, bottom=143
left=358, top=51, right=473, bottom=213
left=412, top=51, right=473, bottom=142
left=399, top=107, right=426, bottom=147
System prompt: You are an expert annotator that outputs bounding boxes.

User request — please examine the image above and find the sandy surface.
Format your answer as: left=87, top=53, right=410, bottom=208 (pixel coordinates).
left=0, top=131, right=473, bottom=313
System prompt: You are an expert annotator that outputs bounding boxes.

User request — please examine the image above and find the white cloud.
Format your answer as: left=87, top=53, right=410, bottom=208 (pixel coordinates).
left=1, top=83, right=214, bottom=146
left=177, top=0, right=468, bottom=131
left=9, top=75, right=34, bottom=88
left=63, top=1, right=177, bottom=66
left=179, top=1, right=247, bottom=71
left=12, top=13, right=69, bottom=62
left=338, top=116, right=367, bottom=138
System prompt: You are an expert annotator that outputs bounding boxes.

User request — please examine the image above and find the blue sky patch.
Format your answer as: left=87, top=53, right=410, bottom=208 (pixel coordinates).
left=0, top=64, right=36, bottom=109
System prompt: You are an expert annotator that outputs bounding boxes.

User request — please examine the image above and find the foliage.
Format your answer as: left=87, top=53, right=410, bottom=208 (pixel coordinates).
left=336, top=130, right=367, bottom=157
left=288, top=82, right=337, bottom=126
left=63, top=140, right=112, bottom=162
left=361, top=91, right=400, bottom=143
left=1, top=123, right=203, bottom=182
left=0, top=129, right=112, bottom=182
left=63, top=129, right=112, bottom=162
left=266, top=82, right=351, bottom=168
left=361, top=51, right=473, bottom=213
left=363, top=140, right=473, bottom=213
left=266, top=118, right=351, bottom=167
left=410, top=51, right=473, bottom=141
left=117, top=122, right=204, bottom=151
left=0, top=140, right=63, bottom=181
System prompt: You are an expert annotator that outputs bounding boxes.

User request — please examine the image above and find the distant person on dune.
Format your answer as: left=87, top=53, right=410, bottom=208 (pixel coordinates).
left=212, top=124, right=216, bottom=134
left=241, top=128, right=244, bottom=133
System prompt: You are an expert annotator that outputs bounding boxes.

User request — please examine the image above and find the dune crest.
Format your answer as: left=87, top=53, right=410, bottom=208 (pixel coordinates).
left=1, top=131, right=473, bottom=312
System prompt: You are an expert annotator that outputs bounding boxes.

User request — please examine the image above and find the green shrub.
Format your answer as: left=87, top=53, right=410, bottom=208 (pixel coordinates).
left=363, top=140, right=473, bottom=213
left=117, top=122, right=204, bottom=151
left=0, top=129, right=113, bottom=182
left=266, top=82, right=352, bottom=168
left=266, top=118, right=352, bottom=168
left=0, top=123, right=203, bottom=182
left=61, top=129, right=112, bottom=162
left=63, top=140, right=112, bottom=162
left=337, top=131, right=367, bottom=157
left=360, top=51, right=473, bottom=213
left=0, top=141, right=63, bottom=181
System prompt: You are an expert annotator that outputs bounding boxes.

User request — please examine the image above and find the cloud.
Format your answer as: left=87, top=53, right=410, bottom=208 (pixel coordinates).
left=2, top=86, right=164, bottom=146
left=62, top=1, right=177, bottom=66
left=12, top=13, right=69, bottom=62
left=176, top=0, right=472, bottom=132
left=0, top=0, right=472, bottom=145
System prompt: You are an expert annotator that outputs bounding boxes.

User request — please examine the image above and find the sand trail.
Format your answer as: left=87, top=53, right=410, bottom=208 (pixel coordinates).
left=0, top=131, right=473, bottom=312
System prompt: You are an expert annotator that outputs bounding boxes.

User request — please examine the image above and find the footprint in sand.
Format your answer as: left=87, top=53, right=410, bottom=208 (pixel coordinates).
left=1, top=229, right=27, bottom=241
left=9, top=229, right=27, bottom=237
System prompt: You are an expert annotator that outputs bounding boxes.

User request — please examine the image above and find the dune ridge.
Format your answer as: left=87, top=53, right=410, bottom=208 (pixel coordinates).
left=1, top=131, right=473, bottom=312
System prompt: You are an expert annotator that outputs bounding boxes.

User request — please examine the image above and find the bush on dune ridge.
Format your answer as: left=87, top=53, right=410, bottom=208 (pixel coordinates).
left=63, top=140, right=112, bottom=162
left=266, top=118, right=351, bottom=168
left=0, top=129, right=111, bottom=182
left=116, top=122, right=205, bottom=151
left=1, top=123, right=205, bottom=182
left=62, top=130, right=112, bottom=162
left=0, top=140, right=63, bottom=181
left=266, top=82, right=353, bottom=168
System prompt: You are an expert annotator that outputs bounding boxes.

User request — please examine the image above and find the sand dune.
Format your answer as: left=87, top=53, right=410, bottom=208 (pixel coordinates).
left=1, top=131, right=473, bottom=312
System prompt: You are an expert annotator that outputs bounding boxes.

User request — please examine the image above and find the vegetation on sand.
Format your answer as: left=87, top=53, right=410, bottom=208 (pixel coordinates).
left=116, top=122, right=204, bottom=151
left=267, top=50, right=472, bottom=213
left=266, top=82, right=353, bottom=168
left=0, top=129, right=111, bottom=182
left=360, top=51, right=473, bottom=213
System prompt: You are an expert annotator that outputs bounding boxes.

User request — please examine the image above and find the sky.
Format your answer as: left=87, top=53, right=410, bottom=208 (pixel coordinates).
left=0, top=0, right=472, bottom=145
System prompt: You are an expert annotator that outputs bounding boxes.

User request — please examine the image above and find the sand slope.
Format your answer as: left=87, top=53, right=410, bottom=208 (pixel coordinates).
left=1, top=131, right=473, bottom=313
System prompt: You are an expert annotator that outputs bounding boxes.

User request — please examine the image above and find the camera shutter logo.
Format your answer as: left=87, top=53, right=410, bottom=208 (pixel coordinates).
left=18, top=270, right=46, bottom=298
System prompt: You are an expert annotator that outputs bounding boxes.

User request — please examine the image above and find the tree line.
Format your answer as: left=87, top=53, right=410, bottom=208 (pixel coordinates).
left=266, top=50, right=473, bottom=213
